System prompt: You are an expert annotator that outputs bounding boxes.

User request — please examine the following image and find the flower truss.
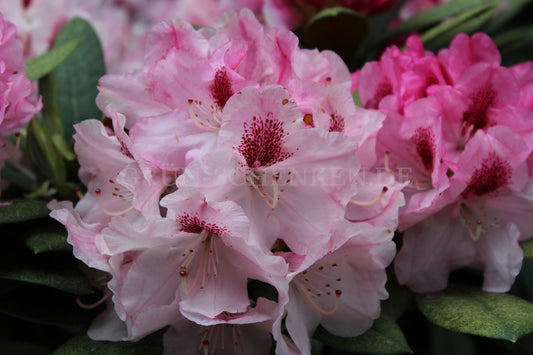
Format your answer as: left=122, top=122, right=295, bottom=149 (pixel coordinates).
left=355, top=32, right=533, bottom=293
left=1, top=1, right=533, bottom=355
left=49, top=9, right=404, bottom=355
left=0, top=13, right=41, bottom=192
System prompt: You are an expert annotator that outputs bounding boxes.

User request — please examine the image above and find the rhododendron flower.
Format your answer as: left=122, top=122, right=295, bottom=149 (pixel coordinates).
left=355, top=32, right=533, bottom=293
left=89, top=188, right=287, bottom=340
left=274, top=222, right=396, bottom=355
left=178, top=85, right=358, bottom=254
left=48, top=106, right=171, bottom=270
left=0, top=0, right=144, bottom=72
left=0, top=12, right=41, bottom=182
left=49, top=8, right=408, bottom=354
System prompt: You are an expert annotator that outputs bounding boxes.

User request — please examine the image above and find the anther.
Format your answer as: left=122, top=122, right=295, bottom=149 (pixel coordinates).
left=202, top=340, right=209, bottom=355
left=188, top=99, right=217, bottom=131
left=95, top=188, right=135, bottom=216
left=74, top=187, right=84, bottom=200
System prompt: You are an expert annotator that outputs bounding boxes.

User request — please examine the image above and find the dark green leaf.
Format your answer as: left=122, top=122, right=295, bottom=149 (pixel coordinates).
left=22, top=224, right=71, bottom=254
left=54, top=330, right=164, bottom=355
left=304, top=7, right=368, bottom=63
left=52, top=17, right=105, bottom=139
left=25, top=40, right=81, bottom=82
left=0, top=255, right=93, bottom=295
left=0, top=161, right=39, bottom=192
left=383, top=0, right=500, bottom=42
left=0, top=199, right=50, bottom=224
left=313, top=314, right=412, bottom=354
left=0, top=285, right=97, bottom=333
left=420, top=1, right=499, bottom=51
left=521, top=240, right=533, bottom=259
left=416, top=285, right=533, bottom=342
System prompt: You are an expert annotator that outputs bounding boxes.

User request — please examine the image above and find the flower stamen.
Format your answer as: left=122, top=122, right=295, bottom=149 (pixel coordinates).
left=74, top=290, right=112, bottom=309
left=350, top=186, right=388, bottom=206
left=95, top=188, right=134, bottom=216
left=257, top=179, right=279, bottom=209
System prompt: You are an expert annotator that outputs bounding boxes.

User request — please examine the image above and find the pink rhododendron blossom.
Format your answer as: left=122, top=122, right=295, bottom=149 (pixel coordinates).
left=355, top=32, right=533, bottom=293
left=0, top=0, right=144, bottom=72
left=89, top=188, right=287, bottom=340
left=273, top=222, right=396, bottom=355
left=48, top=106, right=172, bottom=272
left=51, top=8, right=407, bottom=354
left=0, top=12, right=41, bottom=183
left=178, top=85, right=359, bottom=255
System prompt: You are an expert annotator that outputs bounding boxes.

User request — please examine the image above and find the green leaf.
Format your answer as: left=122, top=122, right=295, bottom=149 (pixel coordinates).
left=52, top=17, right=105, bottom=139
left=54, top=330, right=164, bottom=355
left=0, top=199, right=50, bottom=224
left=521, top=240, right=533, bottom=259
left=0, top=161, right=39, bottom=193
left=313, top=314, right=412, bottom=354
left=24, top=40, right=81, bottom=82
left=0, top=254, right=93, bottom=295
left=383, top=0, right=500, bottom=42
left=352, top=89, right=362, bottom=107
left=420, top=1, right=500, bottom=51
left=22, top=224, right=71, bottom=254
left=416, top=285, right=533, bottom=342
left=304, top=7, right=368, bottom=63
left=0, top=285, right=97, bottom=333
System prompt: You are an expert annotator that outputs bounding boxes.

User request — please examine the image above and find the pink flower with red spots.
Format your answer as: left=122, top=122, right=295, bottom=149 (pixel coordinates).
left=51, top=8, right=406, bottom=354
left=355, top=32, right=533, bottom=293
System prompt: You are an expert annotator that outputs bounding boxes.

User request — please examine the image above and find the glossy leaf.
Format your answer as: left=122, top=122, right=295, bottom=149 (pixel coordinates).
left=420, top=1, right=499, bottom=50
left=304, top=7, right=368, bottom=62
left=25, top=40, right=81, bottom=82
left=383, top=0, right=499, bottom=42
left=0, top=286, right=97, bottom=333
left=54, top=330, right=164, bottom=355
left=313, top=313, right=412, bottom=354
left=0, top=256, right=93, bottom=295
left=416, top=285, right=533, bottom=342
left=0, top=199, right=50, bottom=224
left=0, top=162, right=39, bottom=193
left=52, top=17, right=105, bottom=139
left=22, top=225, right=71, bottom=254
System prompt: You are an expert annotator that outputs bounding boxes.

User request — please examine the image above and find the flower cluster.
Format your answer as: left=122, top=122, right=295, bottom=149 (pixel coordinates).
left=49, top=9, right=405, bottom=355
left=354, top=33, right=533, bottom=293
left=0, top=13, right=41, bottom=181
